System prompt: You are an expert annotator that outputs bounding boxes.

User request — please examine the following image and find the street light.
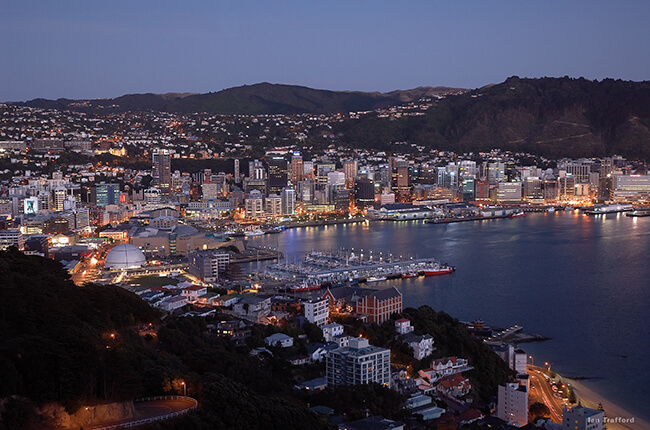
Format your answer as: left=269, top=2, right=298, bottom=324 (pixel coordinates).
left=85, top=407, right=94, bottom=430
left=529, top=355, right=534, bottom=366
left=181, top=381, right=186, bottom=396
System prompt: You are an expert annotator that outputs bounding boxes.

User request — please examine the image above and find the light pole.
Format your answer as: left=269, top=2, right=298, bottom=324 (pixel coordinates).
left=529, top=355, right=534, bottom=367
left=181, top=381, right=186, bottom=396
left=85, top=406, right=94, bottom=430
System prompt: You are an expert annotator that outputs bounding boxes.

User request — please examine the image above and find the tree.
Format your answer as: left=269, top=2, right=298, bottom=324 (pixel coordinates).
left=530, top=401, right=551, bottom=418
left=303, top=322, right=324, bottom=343
left=568, top=387, right=577, bottom=404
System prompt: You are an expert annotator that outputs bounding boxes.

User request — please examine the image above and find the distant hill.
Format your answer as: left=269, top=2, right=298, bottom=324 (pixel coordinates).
left=12, top=83, right=465, bottom=115
left=333, top=76, right=650, bottom=159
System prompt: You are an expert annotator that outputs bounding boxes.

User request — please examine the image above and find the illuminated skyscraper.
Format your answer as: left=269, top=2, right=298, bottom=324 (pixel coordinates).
left=281, top=187, right=296, bottom=215
left=354, top=177, right=375, bottom=209
left=268, top=157, right=289, bottom=194
left=234, top=159, right=240, bottom=182
left=290, top=152, right=303, bottom=185
left=152, top=148, right=172, bottom=194
left=342, top=159, right=357, bottom=189
left=394, top=166, right=412, bottom=203
left=93, top=183, right=120, bottom=207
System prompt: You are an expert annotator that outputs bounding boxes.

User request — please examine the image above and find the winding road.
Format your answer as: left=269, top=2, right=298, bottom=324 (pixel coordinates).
left=64, top=396, right=197, bottom=430
left=528, top=366, right=565, bottom=422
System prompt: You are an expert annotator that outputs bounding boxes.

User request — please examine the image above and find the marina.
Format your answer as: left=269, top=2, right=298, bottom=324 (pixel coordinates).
left=265, top=249, right=454, bottom=287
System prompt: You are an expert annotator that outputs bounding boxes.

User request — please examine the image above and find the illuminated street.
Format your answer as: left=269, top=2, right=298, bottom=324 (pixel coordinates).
left=527, top=365, right=566, bottom=422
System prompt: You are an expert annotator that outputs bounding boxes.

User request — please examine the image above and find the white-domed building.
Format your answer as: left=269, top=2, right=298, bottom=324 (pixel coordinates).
left=104, top=244, right=146, bottom=270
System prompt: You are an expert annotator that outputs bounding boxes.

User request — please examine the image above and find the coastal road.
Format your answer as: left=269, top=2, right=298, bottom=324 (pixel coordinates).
left=528, top=366, right=564, bottom=422
left=64, top=396, right=197, bottom=430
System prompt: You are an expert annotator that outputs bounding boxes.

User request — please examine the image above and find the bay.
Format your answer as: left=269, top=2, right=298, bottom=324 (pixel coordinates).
left=245, top=211, right=650, bottom=420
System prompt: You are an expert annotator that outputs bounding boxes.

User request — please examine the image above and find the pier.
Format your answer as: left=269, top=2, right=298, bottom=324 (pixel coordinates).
left=485, top=325, right=523, bottom=342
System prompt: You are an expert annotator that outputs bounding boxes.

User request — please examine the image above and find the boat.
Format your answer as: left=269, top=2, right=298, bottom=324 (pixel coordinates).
left=245, top=229, right=265, bottom=236
left=422, top=264, right=455, bottom=276
left=626, top=209, right=650, bottom=217
left=366, top=276, right=387, bottom=283
left=586, top=204, right=634, bottom=215
left=288, top=281, right=321, bottom=292
left=509, top=211, right=526, bottom=218
left=401, top=272, right=418, bottom=278
left=265, top=225, right=286, bottom=234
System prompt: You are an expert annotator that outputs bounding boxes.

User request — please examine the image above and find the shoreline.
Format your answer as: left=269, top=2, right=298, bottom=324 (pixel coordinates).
left=563, top=376, right=650, bottom=430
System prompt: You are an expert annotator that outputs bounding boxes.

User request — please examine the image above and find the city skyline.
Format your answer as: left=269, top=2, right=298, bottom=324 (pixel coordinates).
left=1, top=2, right=649, bottom=428
left=2, top=1, right=650, bottom=101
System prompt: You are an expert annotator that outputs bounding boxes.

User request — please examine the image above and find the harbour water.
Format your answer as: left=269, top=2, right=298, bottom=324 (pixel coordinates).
left=246, top=211, right=650, bottom=421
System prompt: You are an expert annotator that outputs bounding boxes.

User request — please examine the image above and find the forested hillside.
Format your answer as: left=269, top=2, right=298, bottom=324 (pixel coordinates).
left=334, top=77, right=650, bottom=159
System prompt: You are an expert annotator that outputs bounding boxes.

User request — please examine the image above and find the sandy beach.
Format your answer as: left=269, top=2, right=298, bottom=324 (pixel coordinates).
left=565, top=377, right=650, bottom=430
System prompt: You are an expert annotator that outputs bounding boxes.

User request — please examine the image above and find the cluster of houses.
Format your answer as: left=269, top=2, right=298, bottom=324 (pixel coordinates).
left=135, top=281, right=406, bottom=328
left=133, top=278, right=592, bottom=429
left=136, top=279, right=538, bottom=428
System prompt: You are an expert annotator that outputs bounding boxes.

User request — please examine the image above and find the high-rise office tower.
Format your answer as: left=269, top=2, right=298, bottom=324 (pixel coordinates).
left=249, top=159, right=266, bottom=180
left=268, top=156, right=289, bottom=194
left=342, top=159, right=357, bottom=189
left=302, top=161, right=315, bottom=180
left=317, top=161, right=335, bottom=185
left=354, top=177, right=375, bottom=209
left=152, top=148, right=171, bottom=194
left=52, top=186, right=68, bottom=211
left=290, top=152, right=303, bottom=185
left=487, top=162, right=505, bottom=185
left=281, top=187, right=296, bottom=215
left=92, top=183, right=121, bottom=207
left=234, top=159, right=240, bottom=183
left=394, top=165, right=412, bottom=203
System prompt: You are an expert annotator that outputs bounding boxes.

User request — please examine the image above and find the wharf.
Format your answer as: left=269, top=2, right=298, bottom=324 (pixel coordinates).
left=284, top=218, right=367, bottom=228
left=230, top=247, right=283, bottom=264
left=425, top=214, right=511, bottom=224
left=484, top=325, right=523, bottom=342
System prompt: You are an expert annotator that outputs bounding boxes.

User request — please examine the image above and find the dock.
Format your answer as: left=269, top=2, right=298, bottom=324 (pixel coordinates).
left=484, top=325, right=523, bottom=342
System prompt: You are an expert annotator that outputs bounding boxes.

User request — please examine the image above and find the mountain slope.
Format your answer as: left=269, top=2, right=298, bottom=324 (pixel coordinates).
left=333, top=76, right=650, bottom=159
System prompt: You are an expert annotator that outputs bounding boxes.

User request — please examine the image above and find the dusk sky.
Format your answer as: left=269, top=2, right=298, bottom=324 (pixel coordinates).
left=2, top=1, right=650, bottom=102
